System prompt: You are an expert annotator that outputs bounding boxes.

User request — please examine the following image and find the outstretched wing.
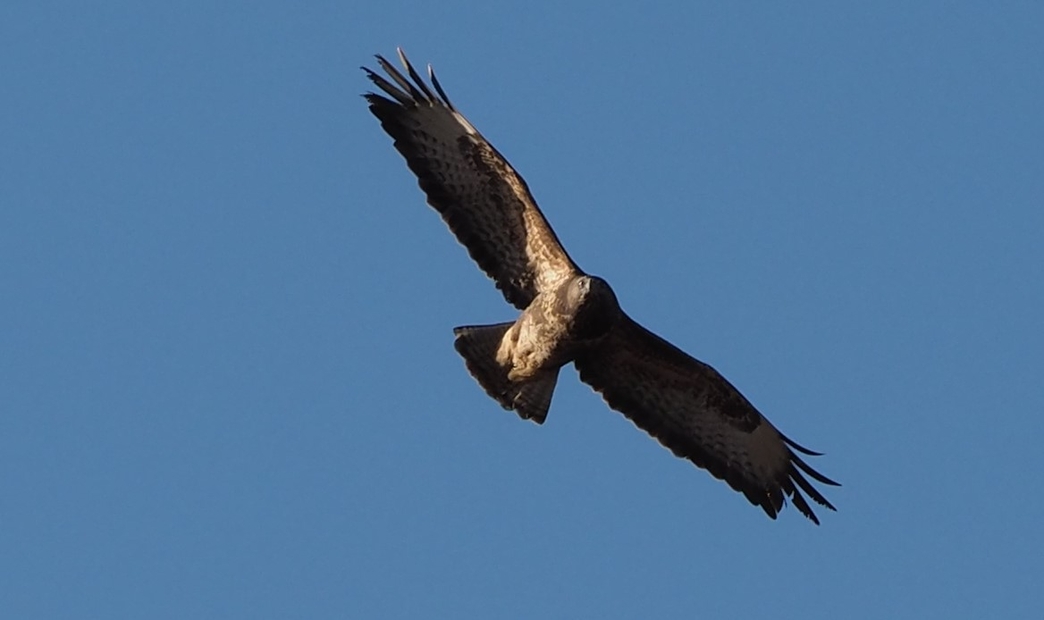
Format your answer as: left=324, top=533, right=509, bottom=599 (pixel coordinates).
left=575, top=315, right=839, bottom=524
left=364, top=49, right=581, bottom=310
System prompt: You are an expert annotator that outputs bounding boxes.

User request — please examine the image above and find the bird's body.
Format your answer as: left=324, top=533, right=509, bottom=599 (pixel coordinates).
left=364, top=49, right=840, bottom=523
left=502, top=275, right=620, bottom=380
left=454, top=275, right=621, bottom=423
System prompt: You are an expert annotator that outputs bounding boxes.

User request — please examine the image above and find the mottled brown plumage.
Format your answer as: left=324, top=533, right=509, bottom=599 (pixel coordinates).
left=364, top=49, right=839, bottom=523
left=363, top=52, right=578, bottom=310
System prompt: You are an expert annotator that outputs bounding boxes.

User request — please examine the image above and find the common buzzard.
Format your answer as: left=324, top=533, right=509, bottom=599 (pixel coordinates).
left=364, top=49, right=839, bottom=523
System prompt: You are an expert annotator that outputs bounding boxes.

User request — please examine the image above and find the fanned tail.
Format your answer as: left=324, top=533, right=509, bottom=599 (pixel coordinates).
left=452, top=323, right=559, bottom=424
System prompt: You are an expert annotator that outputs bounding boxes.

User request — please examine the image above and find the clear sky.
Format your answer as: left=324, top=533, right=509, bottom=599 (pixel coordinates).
left=3, top=2, right=1042, bottom=618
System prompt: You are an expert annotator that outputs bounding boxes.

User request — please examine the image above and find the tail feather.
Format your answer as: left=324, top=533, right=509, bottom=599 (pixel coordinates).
left=452, top=323, right=559, bottom=424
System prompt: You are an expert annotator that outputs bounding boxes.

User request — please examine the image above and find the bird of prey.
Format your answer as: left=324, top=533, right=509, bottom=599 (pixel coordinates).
left=363, top=49, right=839, bottom=523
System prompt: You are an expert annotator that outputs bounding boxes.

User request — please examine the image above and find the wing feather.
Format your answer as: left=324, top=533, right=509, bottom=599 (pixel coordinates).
left=575, top=315, right=839, bottom=524
left=364, top=49, right=580, bottom=309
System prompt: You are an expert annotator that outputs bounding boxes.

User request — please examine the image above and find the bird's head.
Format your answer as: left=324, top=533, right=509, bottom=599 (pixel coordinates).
left=567, top=275, right=620, bottom=340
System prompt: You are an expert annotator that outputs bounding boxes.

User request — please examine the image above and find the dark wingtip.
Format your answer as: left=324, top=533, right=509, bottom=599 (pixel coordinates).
left=791, top=450, right=842, bottom=488
left=364, top=48, right=458, bottom=114
left=760, top=503, right=779, bottom=520
left=428, top=63, right=456, bottom=111
left=780, top=431, right=825, bottom=456
left=396, top=48, right=436, bottom=101
left=774, top=430, right=840, bottom=523
left=792, top=493, right=822, bottom=525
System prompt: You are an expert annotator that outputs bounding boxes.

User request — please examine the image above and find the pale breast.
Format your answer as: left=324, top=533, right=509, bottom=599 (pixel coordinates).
left=506, top=292, right=576, bottom=380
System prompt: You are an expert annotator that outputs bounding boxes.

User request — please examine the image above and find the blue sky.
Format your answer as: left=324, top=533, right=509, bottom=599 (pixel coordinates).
left=3, top=2, right=1042, bottom=618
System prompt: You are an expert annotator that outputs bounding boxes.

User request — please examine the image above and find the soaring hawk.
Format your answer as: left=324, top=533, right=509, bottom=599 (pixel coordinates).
left=364, top=49, right=839, bottom=523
